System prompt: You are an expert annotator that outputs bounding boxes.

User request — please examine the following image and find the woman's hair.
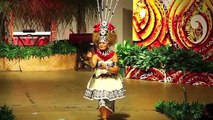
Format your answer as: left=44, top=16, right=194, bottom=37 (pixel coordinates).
left=92, top=31, right=117, bottom=46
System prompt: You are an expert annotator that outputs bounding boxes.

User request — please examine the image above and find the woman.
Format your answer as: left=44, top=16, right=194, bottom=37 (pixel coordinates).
left=84, top=22, right=125, bottom=120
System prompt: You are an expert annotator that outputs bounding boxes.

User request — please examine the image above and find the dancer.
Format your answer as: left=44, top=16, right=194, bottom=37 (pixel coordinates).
left=84, top=23, right=125, bottom=119
left=84, top=1, right=125, bottom=119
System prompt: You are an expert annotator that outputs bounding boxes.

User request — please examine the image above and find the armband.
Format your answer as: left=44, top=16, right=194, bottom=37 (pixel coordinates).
left=113, top=62, right=118, bottom=66
left=97, top=62, right=102, bottom=68
left=106, top=66, right=110, bottom=71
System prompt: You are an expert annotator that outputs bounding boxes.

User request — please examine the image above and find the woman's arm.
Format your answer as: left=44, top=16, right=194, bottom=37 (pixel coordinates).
left=101, top=53, right=120, bottom=74
left=87, top=52, right=98, bottom=69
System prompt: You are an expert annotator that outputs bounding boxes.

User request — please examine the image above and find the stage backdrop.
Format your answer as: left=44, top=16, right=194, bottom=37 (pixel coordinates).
left=131, top=0, right=213, bottom=86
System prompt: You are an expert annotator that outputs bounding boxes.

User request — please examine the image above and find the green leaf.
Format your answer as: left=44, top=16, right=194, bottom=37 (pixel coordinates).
left=116, top=43, right=211, bottom=73
left=0, top=40, right=77, bottom=59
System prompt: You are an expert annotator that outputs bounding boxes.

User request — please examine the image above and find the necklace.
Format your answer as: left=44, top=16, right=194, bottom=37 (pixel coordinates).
left=96, top=49, right=115, bottom=61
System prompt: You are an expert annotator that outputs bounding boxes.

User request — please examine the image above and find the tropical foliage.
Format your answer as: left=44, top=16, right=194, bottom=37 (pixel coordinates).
left=0, top=104, right=16, bottom=120
left=0, top=0, right=18, bottom=41
left=116, top=40, right=213, bottom=73
left=12, top=0, right=97, bottom=31
left=0, top=40, right=76, bottom=59
left=0, top=0, right=97, bottom=41
left=155, top=101, right=204, bottom=120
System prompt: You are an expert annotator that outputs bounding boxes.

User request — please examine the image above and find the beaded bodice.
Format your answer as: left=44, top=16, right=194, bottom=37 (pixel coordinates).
left=96, top=49, right=115, bottom=61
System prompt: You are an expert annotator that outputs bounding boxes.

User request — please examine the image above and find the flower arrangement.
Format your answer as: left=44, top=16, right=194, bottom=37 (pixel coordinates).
left=0, top=40, right=77, bottom=59
left=116, top=40, right=213, bottom=73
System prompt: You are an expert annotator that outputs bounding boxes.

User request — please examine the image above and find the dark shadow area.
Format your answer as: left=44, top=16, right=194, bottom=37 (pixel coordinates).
left=98, top=113, right=130, bottom=120
left=109, top=113, right=130, bottom=120
left=122, top=8, right=132, bottom=41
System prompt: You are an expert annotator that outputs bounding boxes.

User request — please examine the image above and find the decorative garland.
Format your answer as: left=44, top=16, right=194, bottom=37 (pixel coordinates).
left=96, top=49, right=115, bottom=61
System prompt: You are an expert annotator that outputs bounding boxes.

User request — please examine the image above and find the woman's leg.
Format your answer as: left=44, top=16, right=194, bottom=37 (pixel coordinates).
left=98, top=99, right=115, bottom=119
left=99, top=106, right=112, bottom=119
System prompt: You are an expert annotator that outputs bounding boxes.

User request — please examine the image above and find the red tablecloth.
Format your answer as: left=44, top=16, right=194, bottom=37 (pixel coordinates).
left=4, top=37, right=49, bottom=46
left=12, top=37, right=49, bottom=46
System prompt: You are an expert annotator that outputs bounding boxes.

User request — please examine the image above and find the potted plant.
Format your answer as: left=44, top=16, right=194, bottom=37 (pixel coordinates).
left=116, top=40, right=212, bottom=72
left=0, top=104, right=16, bottom=120
left=116, top=40, right=213, bottom=85
left=0, top=40, right=77, bottom=71
left=155, top=87, right=212, bottom=120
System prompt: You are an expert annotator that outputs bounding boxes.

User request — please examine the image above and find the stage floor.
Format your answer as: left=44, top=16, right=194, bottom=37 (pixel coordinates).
left=0, top=70, right=212, bottom=120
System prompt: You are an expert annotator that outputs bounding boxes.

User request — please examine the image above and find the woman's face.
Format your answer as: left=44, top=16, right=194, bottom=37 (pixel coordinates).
left=98, top=42, right=108, bottom=50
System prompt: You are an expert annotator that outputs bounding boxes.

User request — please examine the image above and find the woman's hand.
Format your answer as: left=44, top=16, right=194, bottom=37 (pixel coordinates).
left=87, top=52, right=98, bottom=69
left=87, top=51, right=93, bottom=58
left=99, top=62, right=107, bottom=69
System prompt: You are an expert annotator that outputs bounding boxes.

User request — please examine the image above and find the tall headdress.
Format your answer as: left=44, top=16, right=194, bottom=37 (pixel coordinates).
left=94, top=0, right=120, bottom=43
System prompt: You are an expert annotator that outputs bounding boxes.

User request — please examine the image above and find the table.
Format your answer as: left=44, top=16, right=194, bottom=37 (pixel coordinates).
left=13, top=32, right=51, bottom=46
left=69, top=33, right=94, bottom=71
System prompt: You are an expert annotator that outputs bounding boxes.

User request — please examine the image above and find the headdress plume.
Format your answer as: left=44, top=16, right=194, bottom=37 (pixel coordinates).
left=95, top=0, right=120, bottom=43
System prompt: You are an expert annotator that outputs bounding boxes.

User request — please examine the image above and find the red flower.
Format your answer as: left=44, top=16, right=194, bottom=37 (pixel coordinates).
left=93, top=23, right=116, bottom=32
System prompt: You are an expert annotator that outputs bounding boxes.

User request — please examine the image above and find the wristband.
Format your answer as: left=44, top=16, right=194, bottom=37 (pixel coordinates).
left=97, top=62, right=102, bottom=68
left=106, top=66, right=110, bottom=71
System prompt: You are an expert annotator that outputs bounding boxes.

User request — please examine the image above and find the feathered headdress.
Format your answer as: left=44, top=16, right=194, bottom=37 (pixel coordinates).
left=94, top=0, right=120, bottom=43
